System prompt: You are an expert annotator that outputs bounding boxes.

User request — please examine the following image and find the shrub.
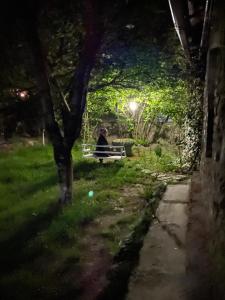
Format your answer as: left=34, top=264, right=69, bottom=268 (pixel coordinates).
left=154, top=145, right=162, bottom=157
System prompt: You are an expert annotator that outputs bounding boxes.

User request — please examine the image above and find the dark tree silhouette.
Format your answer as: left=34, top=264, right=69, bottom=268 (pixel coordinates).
left=23, top=0, right=105, bottom=204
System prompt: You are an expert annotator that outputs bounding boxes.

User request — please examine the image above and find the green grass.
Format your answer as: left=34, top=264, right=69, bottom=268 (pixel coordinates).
left=0, top=146, right=56, bottom=240
left=0, top=142, right=179, bottom=299
left=133, top=144, right=181, bottom=173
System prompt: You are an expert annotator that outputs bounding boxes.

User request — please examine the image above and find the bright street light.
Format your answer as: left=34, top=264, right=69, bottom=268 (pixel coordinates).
left=18, top=90, right=29, bottom=100
left=128, top=101, right=138, bottom=113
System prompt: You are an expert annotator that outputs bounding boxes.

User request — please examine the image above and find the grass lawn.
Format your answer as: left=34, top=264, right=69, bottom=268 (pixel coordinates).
left=0, top=142, right=180, bottom=300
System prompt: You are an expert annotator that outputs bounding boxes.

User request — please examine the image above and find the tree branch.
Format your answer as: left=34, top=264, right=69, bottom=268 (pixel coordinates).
left=51, top=76, right=71, bottom=112
left=88, top=69, right=123, bottom=92
left=64, top=0, right=104, bottom=148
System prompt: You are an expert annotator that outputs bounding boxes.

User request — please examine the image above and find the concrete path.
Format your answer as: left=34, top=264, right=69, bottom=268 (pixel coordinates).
left=126, top=183, right=190, bottom=300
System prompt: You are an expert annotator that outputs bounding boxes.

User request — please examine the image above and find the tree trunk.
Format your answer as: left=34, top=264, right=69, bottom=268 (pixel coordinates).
left=25, top=7, right=71, bottom=203
left=54, top=148, right=73, bottom=205
left=24, top=0, right=103, bottom=204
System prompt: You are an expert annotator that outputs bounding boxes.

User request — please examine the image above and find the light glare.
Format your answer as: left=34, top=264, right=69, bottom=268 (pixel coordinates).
left=88, top=191, right=94, bottom=198
left=128, top=101, right=138, bottom=112
left=19, top=90, right=29, bottom=100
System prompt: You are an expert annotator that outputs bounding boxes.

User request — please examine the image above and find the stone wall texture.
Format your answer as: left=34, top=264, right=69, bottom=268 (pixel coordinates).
left=200, top=1, right=225, bottom=297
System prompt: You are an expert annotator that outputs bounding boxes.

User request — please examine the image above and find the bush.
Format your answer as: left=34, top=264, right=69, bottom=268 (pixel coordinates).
left=154, top=145, right=162, bottom=157
left=112, top=138, right=135, bottom=157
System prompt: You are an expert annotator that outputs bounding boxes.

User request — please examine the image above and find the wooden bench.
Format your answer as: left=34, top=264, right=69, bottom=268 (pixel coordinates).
left=82, top=144, right=126, bottom=161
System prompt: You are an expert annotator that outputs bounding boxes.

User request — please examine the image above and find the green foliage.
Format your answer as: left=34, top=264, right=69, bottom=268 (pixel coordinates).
left=143, top=184, right=154, bottom=200
left=182, top=78, right=203, bottom=169
left=86, top=42, right=189, bottom=144
left=154, top=145, right=162, bottom=157
left=135, top=145, right=180, bottom=173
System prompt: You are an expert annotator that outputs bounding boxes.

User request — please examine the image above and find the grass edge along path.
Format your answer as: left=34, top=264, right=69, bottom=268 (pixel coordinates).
left=98, top=182, right=167, bottom=300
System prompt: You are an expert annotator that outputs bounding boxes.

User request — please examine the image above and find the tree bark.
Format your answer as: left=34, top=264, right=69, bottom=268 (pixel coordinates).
left=54, top=147, right=73, bottom=205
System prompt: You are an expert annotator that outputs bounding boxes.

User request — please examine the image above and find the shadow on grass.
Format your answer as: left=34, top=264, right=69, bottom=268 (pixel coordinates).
left=0, top=202, right=61, bottom=275
left=74, top=160, right=124, bottom=180
left=0, top=160, right=123, bottom=277
left=24, top=175, right=57, bottom=195
left=26, top=161, right=54, bottom=170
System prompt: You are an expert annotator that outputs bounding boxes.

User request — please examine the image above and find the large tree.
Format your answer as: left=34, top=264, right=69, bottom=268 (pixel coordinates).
left=0, top=0, right=124, bottom=204
left=0, top=0, right=175, bottom=204
left=22, top=0, right=130, bottom=204
left=24, top=0, right=103, bottom=204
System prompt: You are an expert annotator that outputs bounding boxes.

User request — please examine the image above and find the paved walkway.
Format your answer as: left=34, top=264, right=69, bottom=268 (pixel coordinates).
left=126, top=183, right=190, bottom=300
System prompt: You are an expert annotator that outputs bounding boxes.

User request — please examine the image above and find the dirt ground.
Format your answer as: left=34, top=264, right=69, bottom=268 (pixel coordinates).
left=75, top=184, right=147, bottom=300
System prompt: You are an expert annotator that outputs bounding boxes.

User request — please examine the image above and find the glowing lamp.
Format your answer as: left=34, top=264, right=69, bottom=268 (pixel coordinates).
left=19, top=90, right=29, bottom=100
left=128, top=101, right=138, bottom=113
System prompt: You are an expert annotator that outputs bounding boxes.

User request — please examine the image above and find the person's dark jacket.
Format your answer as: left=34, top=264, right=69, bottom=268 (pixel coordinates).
left=95, top=134, right=109, bottom=157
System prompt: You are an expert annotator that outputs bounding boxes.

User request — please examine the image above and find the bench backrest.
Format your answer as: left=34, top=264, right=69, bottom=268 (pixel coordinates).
left=82, top=144, right=126, bottom=158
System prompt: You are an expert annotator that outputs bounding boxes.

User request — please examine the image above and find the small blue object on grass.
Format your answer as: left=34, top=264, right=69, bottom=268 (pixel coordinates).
left=88, top=190, right=94, bottom=198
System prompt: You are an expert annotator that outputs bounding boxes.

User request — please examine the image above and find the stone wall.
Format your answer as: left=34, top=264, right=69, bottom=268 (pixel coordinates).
left=200, top=1, right=225, bottom=298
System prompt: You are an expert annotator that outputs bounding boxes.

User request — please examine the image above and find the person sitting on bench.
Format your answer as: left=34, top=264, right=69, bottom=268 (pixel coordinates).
left=95, top=127, right=109, bottom=163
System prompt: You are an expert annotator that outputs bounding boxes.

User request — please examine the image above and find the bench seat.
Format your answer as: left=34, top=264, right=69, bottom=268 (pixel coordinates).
left=82, top=144, right=126, bottom=161
left=83, top=154, right=124, bottom=160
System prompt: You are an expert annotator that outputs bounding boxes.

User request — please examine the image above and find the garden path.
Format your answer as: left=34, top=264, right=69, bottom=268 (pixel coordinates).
left=126, top=183, right=191, bottom=300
